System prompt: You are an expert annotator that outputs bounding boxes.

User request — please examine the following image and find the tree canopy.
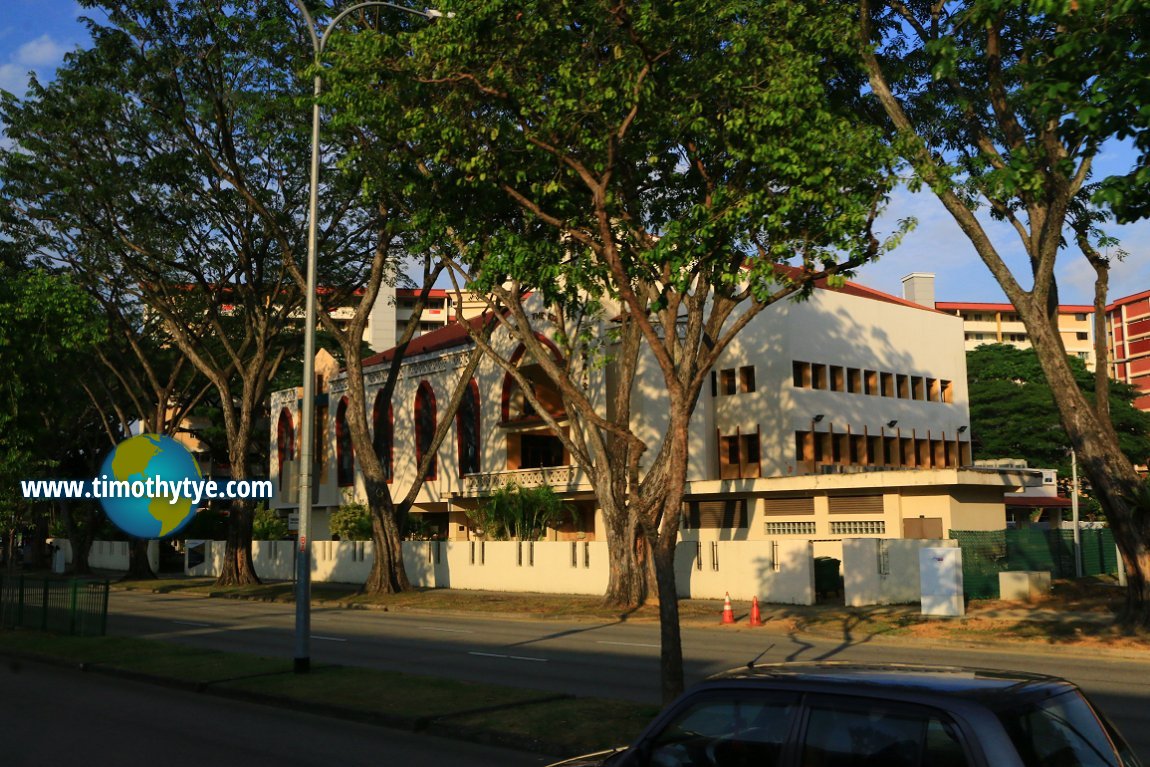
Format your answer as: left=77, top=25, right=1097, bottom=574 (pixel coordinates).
left=968, top=344, right=1150, bottom=474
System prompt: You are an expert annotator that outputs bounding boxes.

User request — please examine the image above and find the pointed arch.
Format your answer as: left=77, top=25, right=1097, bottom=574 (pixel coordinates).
left=335, top=397, right=354, bottom=487
left=414, top=381, right=437, bottom=481
left=456, top=378, right=481, bottom=476
left=276, top=408, right=295, bottom=485
left=372, top=390, right=393, bottom=483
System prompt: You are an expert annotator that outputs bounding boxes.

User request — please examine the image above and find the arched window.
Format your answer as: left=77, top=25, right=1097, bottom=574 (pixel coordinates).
left=415, top=382, right=437, bottom=480
left=276, top=408, right=295, bottom=485
left=372, top=391, right=393, bottom=483
left=335, top=397, right=354, bottom=487
left=457, top=378, right=481, bottom=476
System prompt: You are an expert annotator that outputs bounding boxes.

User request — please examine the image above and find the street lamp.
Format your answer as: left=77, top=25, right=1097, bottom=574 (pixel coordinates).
left=290, top=0, right=450, bottom=674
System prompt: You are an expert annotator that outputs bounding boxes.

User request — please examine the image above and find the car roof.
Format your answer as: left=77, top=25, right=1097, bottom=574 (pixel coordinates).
left=704, top=662, right=1072, bottom=704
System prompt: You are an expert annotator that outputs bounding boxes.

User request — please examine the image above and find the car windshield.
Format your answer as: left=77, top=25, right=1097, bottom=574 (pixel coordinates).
left=997, top=690, right=1143, bottom=767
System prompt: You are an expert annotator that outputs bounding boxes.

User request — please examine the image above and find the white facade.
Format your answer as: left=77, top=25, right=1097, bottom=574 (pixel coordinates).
left=270, top=277, right=1033, bottom=548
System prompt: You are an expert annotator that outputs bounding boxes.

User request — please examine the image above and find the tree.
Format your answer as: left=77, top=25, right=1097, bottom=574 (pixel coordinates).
left=858, top=0, right=1150, bottom=619
left=967, top=344, right=1150, bottom=474
left=0, top=267, right=104, bottom=569
left=334, top=0, right=898, bottom=701
left=0, top=0, right=378, bottom=585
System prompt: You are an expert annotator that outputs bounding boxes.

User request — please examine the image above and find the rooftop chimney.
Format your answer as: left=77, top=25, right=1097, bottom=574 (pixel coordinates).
left=901, top=273, right=936, bottom=309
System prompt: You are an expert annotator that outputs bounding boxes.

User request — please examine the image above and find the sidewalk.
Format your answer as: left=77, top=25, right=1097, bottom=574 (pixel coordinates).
left=105, top=572, right=1150, bottom=654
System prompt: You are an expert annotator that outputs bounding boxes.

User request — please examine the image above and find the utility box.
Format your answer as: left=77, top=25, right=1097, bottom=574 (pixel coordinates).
left=999, top=571, right=1051, bottom=602
left=920, top=547, right=965, bottom=617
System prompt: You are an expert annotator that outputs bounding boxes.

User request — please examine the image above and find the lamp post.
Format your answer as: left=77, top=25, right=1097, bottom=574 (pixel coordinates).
left=290, top=0, right=450, bottom=674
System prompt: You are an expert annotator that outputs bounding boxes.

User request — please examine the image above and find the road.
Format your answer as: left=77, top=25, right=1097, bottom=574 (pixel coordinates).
left=0, top=658, right=551, bottom=767
left=107, top=590, right=1150, bottom=761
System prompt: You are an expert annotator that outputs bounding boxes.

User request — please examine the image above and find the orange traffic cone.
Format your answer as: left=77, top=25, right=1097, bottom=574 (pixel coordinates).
left=721, top=592, right=735, bottom=624
left=749, top=596, right=763, bottom=627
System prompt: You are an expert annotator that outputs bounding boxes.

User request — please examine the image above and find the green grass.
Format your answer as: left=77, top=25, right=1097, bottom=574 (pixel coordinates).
left=0, top=628, right=658, bottom=755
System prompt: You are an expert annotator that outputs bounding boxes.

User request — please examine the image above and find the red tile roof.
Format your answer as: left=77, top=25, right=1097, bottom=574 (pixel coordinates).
left=359, top=313, right=490, bottom=369
left=936, top=301, right=1095, bottom=314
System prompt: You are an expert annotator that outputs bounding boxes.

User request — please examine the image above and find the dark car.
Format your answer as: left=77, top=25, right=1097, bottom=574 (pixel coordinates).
left=549, top=662, right=1142, bottom=767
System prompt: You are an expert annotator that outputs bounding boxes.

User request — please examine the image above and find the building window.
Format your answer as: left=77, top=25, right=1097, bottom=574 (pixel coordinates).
left=881, top=372, right=895, bottom=397
left=720, top=368, right=737, bottom=395
left=812, top=364, right=828, bottom=390
left=685, top=499, right=748, bottom=529
left=415, top=381, right=437, bottom=481
left=457, top=378, right=481, bottom=476
left=1075, top=313, right=1087, bottom=321
left=1076, top=332, right=1089, bottom=341
left=718, top=429, right=761, bottom=479
left=335, top=397, right=354, bottom=487
left=739, top=365, right=756, bottom=393
left=276, top=409, right=294, bottom=485
left=830, top=520, right=886, bottom=535
left=793, top=361, right=811, bottom=388
left=372, top=391, right=393, bottom=482
left=766, top=521, right=817, bottom=535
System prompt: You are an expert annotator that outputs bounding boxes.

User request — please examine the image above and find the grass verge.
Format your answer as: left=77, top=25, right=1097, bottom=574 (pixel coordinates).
left=0, top=628, right=656, bottom=756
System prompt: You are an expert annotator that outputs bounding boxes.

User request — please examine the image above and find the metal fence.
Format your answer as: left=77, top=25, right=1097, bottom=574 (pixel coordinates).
left=0, top=576, right=110, bottom=636
left=949, top=529, right=1118, bottom=599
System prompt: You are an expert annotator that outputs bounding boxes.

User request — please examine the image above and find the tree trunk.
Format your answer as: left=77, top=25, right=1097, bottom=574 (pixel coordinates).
left=1024, top=311, right=1150, bottom=620
left=123, top=538, right=156, bottom=580
left=363, top=477, right=411, bottom=594
left=216, top=497, right=260, bottom=586
left=601, top=493, right=647, bottom=608
left=653, top=531, right=684, bottom=704
left=60, top=502, right=94, bottom=576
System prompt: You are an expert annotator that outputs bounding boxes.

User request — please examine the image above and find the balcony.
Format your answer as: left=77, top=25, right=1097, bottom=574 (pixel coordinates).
left=462, top=465, right=590, bottom=495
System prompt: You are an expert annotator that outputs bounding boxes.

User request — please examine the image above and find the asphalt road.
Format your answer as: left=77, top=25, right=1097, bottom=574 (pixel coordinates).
left=106, top=590, right=1150, bottom=761
left=0, top=658, right=552, bottom=767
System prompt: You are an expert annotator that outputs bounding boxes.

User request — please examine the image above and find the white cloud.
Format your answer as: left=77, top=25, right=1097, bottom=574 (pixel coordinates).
left=14, top=34, right=68, bottom=67
left=0, top=62, right=31, bottom=95
left=0, top=34, right=69, bottom=96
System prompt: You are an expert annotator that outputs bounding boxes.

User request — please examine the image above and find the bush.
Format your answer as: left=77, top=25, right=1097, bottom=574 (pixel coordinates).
left=466, top=484, right=572, bottom=540
left=330, top=501, right=373, bottom=541
left=252, top=504, right=288, bottom=540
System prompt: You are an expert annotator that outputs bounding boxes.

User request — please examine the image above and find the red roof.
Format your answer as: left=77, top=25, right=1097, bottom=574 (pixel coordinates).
left=396, top=288, right=450, bottom=299
left=774, top=265, right=946, bottom=314
left=1107, top=290, right=1150, bottom=312
left=359, top=313, right=490, bottom=369
left=936, top=301, right=1095, bottom=314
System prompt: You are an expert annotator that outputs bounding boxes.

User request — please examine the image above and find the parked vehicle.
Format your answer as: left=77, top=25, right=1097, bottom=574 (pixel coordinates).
left=548, top=662, right=1142, bottom=767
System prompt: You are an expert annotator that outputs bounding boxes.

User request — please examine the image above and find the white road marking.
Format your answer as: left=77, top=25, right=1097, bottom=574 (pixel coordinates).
left=468, top=651, right=548, bottom=663
left=417, top=626, right=472, bottom=634
left=597, top=640, right=659, bottom=648
left=311, top=635, right=348, bottom=642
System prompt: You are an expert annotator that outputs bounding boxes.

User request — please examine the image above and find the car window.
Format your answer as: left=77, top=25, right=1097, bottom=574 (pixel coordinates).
left=801, top=701, right=970, bottom=767
left=997, top=690, right=1138, bottom=767
left=639, top=693, right=796, bottom=767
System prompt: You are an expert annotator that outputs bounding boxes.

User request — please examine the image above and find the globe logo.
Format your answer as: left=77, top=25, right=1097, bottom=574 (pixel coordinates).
left=99, top=434, right=203, bottom=539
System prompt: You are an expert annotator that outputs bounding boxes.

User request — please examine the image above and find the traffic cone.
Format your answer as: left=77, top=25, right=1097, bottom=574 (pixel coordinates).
left=721, top=592, right=735, bottom=624
left=749, top=596, right=763, bottom=627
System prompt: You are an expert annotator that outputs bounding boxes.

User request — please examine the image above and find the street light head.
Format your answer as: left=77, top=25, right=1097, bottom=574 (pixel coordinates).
left=424, top=8, right=455, bottom=17
left=886, top=419, right=898, bottom=428
left=812, top=414, right=824, bottom=423
left=957, top=425, right=968, bottom=434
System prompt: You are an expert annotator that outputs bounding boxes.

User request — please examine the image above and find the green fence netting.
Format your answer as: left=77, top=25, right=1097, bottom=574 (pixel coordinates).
left=0, top=576, right=109, bottom=636
left=949, top=528, right=1117, bottom=599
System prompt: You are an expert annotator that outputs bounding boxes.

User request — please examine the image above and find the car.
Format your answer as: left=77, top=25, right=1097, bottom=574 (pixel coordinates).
left=547, top=662, right=1143, bottom=767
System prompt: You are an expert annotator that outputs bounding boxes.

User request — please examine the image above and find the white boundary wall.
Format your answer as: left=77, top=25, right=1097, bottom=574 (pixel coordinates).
left=179, top=539, right=816, bottom=603
left=66, top=540, right=159, bottom=573
left=842, top=538, right=958, bottom=606
left=76, top=538, right=963, bottom=607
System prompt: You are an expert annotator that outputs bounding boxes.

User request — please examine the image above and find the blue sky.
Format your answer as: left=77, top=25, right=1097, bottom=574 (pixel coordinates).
left=3, top=0, right=1147, bottom=306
